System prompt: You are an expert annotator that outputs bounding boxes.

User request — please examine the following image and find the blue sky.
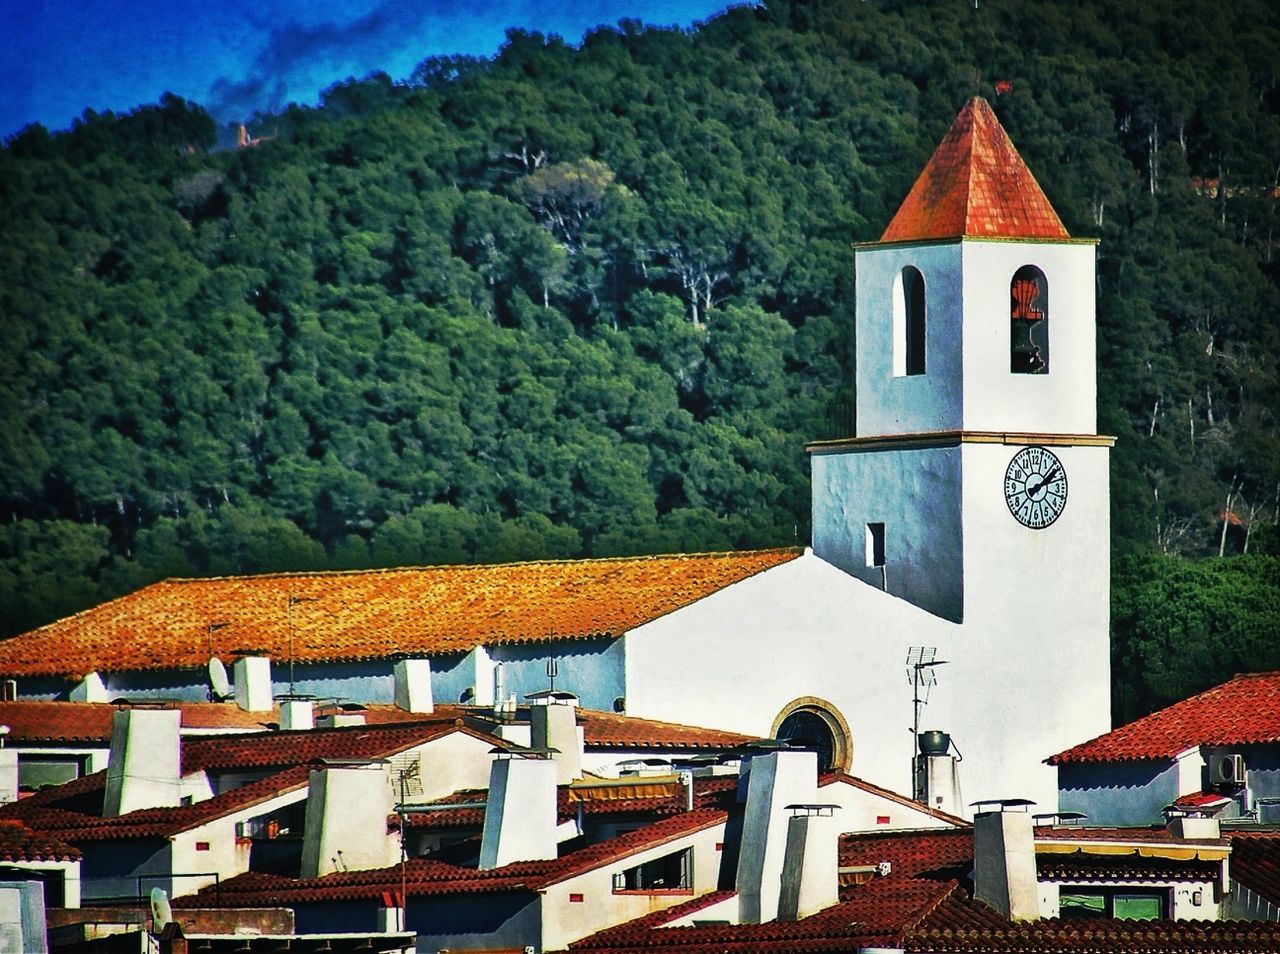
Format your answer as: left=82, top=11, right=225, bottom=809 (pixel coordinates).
left=1, top=1, right=736, bottom=140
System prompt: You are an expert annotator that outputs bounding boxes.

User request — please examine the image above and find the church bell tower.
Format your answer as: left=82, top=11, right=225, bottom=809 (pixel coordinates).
left=810, top=99, right=1112, bottom=798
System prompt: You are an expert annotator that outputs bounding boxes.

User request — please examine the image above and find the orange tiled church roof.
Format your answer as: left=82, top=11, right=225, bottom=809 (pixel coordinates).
left=879, top=97, right=1070, bottom=243
left=0, top=549, right=800, bottom=679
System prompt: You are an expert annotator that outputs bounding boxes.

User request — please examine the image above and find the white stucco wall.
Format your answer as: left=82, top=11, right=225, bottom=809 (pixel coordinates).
left=624, top=543, right=1105, bottom=814
left=622, top=553, right=959, bottom=802
left=411, top=731, right=501, bottom=803
left=960, top=240, right=1097, bottom=435
left=856, top=242, right=964, bottom=437
left=855, top=239, right=1097, bottom=438
left=811, top=444, right=965, bottom=621
left=168, top=786, right=307, bottom=898
left=817, top=776, right=961, bottom=831
left=540, top=821, right=726, bottom=951
left=955, top=441, right=1112, bottom=807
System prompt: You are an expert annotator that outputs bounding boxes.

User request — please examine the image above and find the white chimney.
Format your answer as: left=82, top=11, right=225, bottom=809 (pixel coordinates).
left=103, top=708, right=182, bottom=816
left=69, top=671, right=109, bottom=703
left=528, top=690, right=582, bottom=784
left=300, top=761, right=395, bottom=877
left=233, top=656, right=273, bottom=712
left=0, top=730, right=16, bottom=804
left=736, top=747, right=819, bottom=923
left=973, top=805, right=1040, bottom=921
left=916, top=755, right=964, bottom=818
left=479, top=753, right=558, bottom=870
left=280, top=698, right=314, bottom=731
left=778, top=804, right=842, bottom=920
left=393, top=658, right=433, bottom=714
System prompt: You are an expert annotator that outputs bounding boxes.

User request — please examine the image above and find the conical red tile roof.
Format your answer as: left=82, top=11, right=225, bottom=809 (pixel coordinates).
left=880, top=97, right=1069, bottom=242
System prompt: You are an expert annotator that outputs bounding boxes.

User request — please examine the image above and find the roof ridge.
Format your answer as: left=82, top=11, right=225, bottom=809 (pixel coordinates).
left=157, top=547, right=806, bottom=586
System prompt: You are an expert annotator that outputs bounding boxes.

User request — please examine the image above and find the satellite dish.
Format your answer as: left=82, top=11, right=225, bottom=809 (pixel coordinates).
left=208, top=657, right=232, bottom=701
left=150, top=887, right=172, bottom=931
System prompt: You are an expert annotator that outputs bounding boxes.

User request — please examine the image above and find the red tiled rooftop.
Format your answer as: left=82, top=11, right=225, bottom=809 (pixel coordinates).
left=576, top=710, right=757, bottom=750
left=189, top=808, right=727, bottom=906
left=1048, top=671, right=1280, bottom=764
left=839, top=826, right=975, bottom=880
left=0, top=701, right=285, bottom=743
left=1228, top=831, right=1280, bottom=908
left=0, top=819, right=81, bottom=862
left=571, top=876, right=953, bottom=952
left=1, top=767, right=310, bottom=842
left=907, top=902, right=1280, bottom=951
left=0, top=549, right=800, bottom=679
left=879, top=97, right=1070, bottom=243
left=180, top=719, right=491, bottom=773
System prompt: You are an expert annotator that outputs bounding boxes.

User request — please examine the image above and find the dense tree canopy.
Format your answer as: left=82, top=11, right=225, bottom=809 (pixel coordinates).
left=2, top=0, right=1277, bottom=718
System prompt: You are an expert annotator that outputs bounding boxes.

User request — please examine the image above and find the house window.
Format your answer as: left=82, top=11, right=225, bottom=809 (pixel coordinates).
left=1010, top=265, right=1049, bottom=373
left=18, top=755, right=88, bottom=791
left=612, top=848, right=692, bottom=893
left=893, top=266, right=926, bottom=376
left=865, top=523, right=886, bottom=568
left=1059, top=888, right=1166, bottom=920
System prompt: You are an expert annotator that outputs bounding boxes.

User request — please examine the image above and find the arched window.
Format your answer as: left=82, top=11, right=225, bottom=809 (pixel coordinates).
left=771, top=697, right=853, bottom=773
left=1010, top=265, right=1049, bottom=374
left=893, top=265, right=926, bottom=376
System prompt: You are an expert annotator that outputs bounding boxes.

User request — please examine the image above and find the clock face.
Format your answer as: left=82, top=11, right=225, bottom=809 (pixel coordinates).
left=1004, top=446, right=1068, bottom=529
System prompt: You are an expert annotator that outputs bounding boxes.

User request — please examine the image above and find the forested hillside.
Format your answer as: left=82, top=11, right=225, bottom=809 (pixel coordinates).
left=2, top=0, right=1278, bottom=719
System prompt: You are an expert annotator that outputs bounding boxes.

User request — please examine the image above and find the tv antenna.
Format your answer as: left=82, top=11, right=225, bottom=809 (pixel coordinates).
left=286, top=595, right=319, bottom=694
left=906, top=647, right=948, bottom=744
left=545, top=645, right=558, bottom=692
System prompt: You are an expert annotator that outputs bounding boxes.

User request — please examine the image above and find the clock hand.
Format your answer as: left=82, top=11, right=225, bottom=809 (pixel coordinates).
left=1027, top=466, right=1061, bottom=497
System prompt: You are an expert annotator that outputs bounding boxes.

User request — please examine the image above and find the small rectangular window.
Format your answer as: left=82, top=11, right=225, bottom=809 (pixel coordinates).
left=866, top=523, right=886, bottom=568
left=613, top=848, right=693, bottom=894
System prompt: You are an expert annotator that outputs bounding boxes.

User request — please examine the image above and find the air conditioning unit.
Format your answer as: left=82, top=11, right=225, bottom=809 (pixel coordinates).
left=1210, top=753, right=1246, bottom=788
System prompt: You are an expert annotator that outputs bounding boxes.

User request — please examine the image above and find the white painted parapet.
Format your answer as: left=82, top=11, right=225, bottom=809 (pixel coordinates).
left=394, top=658, right=434, bottom=714
left=103, top=708, right=182, bottom=816
left=233, top=656, right=273, bottom=712
left=479, top=754, right=557, bottom=870
left=300, top=761, right=395, bottom=877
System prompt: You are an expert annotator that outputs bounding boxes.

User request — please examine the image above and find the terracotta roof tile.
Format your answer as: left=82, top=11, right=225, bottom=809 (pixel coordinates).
left=0, top=819, right=81, bottom=862
left=1, top=767, right=310, bottom=842
left=1228, top=831, right=1280, bottom=907
left=907, top=904, right=1280, bottom=951
left=839, top=826, right=975, bottom=881
left=0, top=701, right=283, bottom=743
left=880, top=97, right=1069, bottom=243
left=576, top=710, right=758, bottom=750
left=181, top=719, right=490, bottom=773
left=0, top=549, right=801, bottom=679
left=188, top=808, right=727, bottom=906
left=1048, top=672, right=1280, bottom=764
left=571, top=876, right=953, bottom=952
